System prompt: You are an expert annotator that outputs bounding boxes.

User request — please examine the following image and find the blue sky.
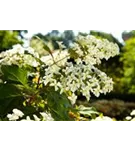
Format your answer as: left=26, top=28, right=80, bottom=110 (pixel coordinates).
left=25, top=30, right=130, bottom=43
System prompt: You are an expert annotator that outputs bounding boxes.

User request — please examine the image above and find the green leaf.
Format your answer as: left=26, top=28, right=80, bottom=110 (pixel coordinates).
left=46, top=88, right=73, bottom=121
left=0, top=83, right=23, bottom=99
left=77, top=105, right=99, bottom=117
left=0, top=97, right=23, bottom=117
left=21, top=106, right=37, bottom=116
left=0, top=84, right=24, bottom=117
left=1, top=65, right=28, bottom=86
left=34, top=36, right=52, bottom=53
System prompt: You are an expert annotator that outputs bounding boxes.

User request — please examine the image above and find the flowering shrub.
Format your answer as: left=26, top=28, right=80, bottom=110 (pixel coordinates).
left=0, top=35, right=119, bottom=121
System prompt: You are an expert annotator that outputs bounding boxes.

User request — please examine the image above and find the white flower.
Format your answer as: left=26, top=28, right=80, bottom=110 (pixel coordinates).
left=33, top=115, right=40, bottom=121
left=7, top=114, right=19, bottom=121
left=130, top=110, right=135, bottom=116
left=21, top=116, right=34, bottom=121
left=40, top=112, right=54, bottom=121
left=49, top=79, right=61, bottom=91
left=125, top=116, right=132, bottom=121
left=13, top=109, right=24, bottom=118
left=68, top=93, right=77, bottom=105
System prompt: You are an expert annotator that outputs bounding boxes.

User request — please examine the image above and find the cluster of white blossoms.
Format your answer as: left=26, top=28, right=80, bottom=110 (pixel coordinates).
left=7, top=109, right=24, bottom=121
left=42, top=35, right=119, bottom=104
left=125, top=110, right=135, bottom=121
left=0, top=35, right=119, bottom=105
left=73, top=35, right=119, bottom=64
left=0, top=44, right=40, bottom=67
left=43, top=62, right=113, bottom=104
left=7, top=109, right=54, bottom=121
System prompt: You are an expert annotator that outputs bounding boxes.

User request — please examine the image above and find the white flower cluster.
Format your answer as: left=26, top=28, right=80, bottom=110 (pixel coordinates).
left=7, top=108, right=24, bottom=121
left=43, top=62, right=113, bottom=104
left=7, top=109, right=54, bottom=121
left=42, top=35, right=119, bottom=104
left=0, top=35, right=119, bottom=105
left=21, top=112, right=54, bottom=121
left=0, top=44, right=40, bottom=67
left=72, top=35, right=119, bottom=65
left=125, top=110, right=135, bottom=121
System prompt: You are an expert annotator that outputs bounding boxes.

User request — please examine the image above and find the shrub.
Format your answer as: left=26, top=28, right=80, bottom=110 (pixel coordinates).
left=0, top=35, right=119, bottom=121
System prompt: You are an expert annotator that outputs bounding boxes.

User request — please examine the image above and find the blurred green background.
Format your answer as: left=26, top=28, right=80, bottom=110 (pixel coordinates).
left=1, top=30, right=135, bottom=119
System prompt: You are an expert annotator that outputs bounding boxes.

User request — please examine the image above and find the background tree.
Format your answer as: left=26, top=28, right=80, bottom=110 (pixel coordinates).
left=13, top=30, right=28, bottom=39
left=34, top=30, right=61, bottom=49
left=120, top=36, right=135, bottom=94
left=62, top=30, right=75, bottom=47
left=30, top=30, right=75, bottom=50
left=122, top=30, right=135, bottom=41
left=0, top=30, right=27, bottom=52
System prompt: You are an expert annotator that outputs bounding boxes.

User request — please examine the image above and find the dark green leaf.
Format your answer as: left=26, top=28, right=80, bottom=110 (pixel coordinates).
left=1, top=65, right=28, bottom=86
left=0, top=83, right=23, bottom=99
left=46, top=88, right=73, bottom=121
left=0, top=97, right=23, bottom=117
left=0, top=84, right=24, bottom=117
left=21, top=106, right=37, bottom=116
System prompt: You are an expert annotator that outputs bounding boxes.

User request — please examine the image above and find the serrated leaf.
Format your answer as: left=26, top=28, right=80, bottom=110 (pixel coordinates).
left=1, top=65, right=28, bottom=86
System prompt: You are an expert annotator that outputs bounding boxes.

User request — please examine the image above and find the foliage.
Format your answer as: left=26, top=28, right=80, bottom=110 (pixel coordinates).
left=0, top=31, right=26, bottom=52
left=14, top=30, right=28, bottom=39
left=0, top=35, right=119, bottom=121
left=120, top=37, right=135, bottom=94
left=30, top=30, right=75, bottom=51
left=122, top=30, right=135, bottom=41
